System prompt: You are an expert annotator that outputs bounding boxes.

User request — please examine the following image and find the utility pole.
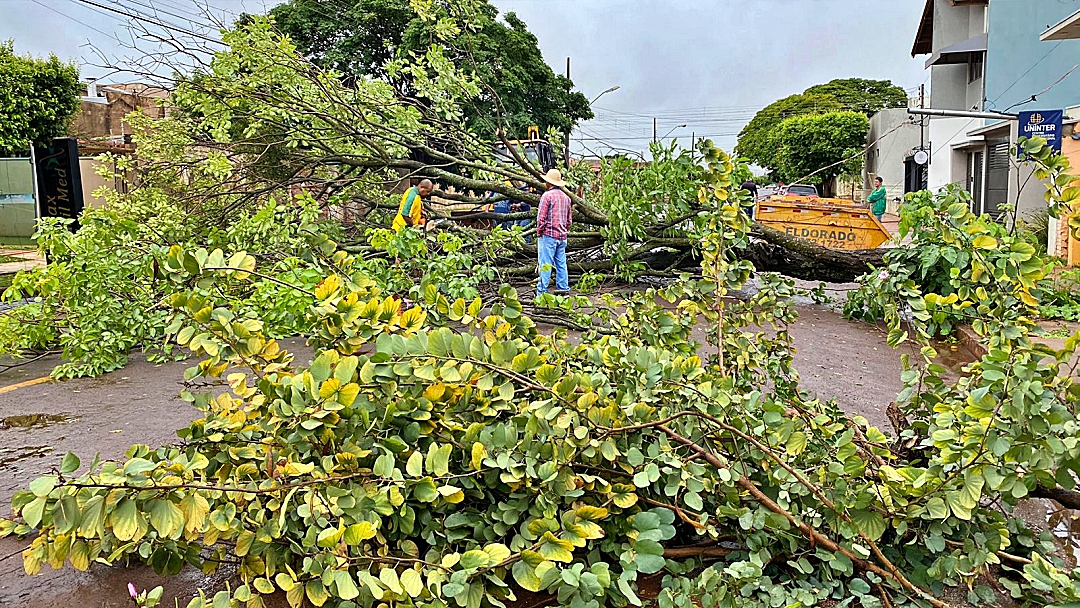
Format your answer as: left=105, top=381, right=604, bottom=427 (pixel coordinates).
left=919, top=83, right=925, bottom=150
left=653, top=118, right=657, bottom=144
left=564, top=57, right=571, bottom=167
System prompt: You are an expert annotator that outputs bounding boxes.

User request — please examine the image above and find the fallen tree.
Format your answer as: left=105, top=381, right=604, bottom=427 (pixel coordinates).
left=5, top=10, right=1080, bottom=608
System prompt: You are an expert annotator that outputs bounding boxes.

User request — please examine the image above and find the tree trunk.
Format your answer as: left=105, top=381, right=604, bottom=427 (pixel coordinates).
left=745, top=224, right=885, bottom=283
left=1033, top=486, right=1080, bottom=511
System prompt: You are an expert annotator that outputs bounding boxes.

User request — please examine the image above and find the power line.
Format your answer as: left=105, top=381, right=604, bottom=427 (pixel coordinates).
left=988, top=41, right=1064, bottom=110
left=67, top=0, right=226, bottom=45
left=28, top=0, right=116, bottom=38
left=116, top=0, right=220, bottom=32
left=1002, top=61, right=1080, bottom=113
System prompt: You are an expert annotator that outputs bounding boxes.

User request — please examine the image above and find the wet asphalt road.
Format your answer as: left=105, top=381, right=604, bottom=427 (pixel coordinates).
left=0, top=307, right=950, bottom=607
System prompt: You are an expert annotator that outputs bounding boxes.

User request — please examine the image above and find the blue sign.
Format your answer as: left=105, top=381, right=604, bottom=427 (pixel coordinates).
left=1018, top=109, right=1064, bottom=154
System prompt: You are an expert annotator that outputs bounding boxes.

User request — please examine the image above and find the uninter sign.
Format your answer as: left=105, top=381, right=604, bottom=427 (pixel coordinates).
left=32, top=138, right=85, bottom=231
left=1018, top=110, right=1063, bottom=155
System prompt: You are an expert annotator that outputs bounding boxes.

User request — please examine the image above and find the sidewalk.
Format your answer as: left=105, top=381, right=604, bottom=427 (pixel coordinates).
left=958, top=320, right=1080, bottom=377
left=0, top=248, right=44, bottom=275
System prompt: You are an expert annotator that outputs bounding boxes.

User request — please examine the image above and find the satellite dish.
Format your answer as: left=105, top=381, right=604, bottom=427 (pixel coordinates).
left=913, top=150, right=929, bottom=165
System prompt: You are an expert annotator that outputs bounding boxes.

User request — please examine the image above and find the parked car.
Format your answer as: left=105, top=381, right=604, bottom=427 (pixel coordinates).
left=782, top=184, right=820, bottom=197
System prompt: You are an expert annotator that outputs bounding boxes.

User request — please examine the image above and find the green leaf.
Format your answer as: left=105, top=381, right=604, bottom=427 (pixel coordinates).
left=111, top=498, right=140, bottom=541
left=373, top=453, right=396, bottom=477
left=52, top=495, right=81, bottom=534
left=925, top=497, right=949, bottom=520
left=426, top=443, right=452, bottom=477
left=334, top=356, right=359, bottom=383
left=786, top=432, right=807, bottom=455
left=632, top=471, right=650, bottom=488
left=147, top=499, right=184, bottom=539
left=413, top=478, right=438, bottom=503
left=850, top=509, right=886, bottom=541
left=29, top=475, right=57, bottom=497
left=334, top=570, right=360, bottom=601
left=380, top=567, right=403, bottom=595
left=635, top=553, right=667, bottom=574
left=358, top=571, right=385, bottom=600
left=401, top=569, right=424, bottom=598
left=21, top=497, right=46, bottom=529
left=406, top=451, right=423, bottom=477
left=124, top=458, right=157, bottom=477
left=60, top=452, right=81, bottom=475
left=459, top=549, right=490, bottom=569
left=634, top=539, right=664, bottom=556
left=309, top=351, right=334, bottom=383
left=512, top=561, right=543, bottom=592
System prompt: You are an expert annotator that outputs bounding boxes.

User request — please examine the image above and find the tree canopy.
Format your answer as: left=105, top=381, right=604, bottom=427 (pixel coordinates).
left=736, top=78, right=906, bottom=175
left=772, top=111, right=870, bottom=189
left=271, top=0, right=593, bottom=139
left=0, top=40, right=80, bottom=155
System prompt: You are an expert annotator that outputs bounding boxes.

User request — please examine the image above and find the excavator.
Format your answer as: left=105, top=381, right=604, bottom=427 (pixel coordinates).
left=493, top=126, right=558, bottom=176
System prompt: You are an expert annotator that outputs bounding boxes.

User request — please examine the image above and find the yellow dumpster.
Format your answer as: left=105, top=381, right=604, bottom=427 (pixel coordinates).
left=755, top=196, right=892, bottom=251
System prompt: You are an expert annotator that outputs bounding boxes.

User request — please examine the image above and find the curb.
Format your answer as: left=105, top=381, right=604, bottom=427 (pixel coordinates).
left=956, top=325, right=987, bottom=360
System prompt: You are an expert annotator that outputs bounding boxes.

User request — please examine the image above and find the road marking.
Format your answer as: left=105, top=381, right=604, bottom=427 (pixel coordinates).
left=0, top=377, right=52, bottom=395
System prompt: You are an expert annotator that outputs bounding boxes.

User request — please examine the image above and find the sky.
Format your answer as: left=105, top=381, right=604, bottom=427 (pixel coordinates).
left=0, top=0, right=930, bottom=155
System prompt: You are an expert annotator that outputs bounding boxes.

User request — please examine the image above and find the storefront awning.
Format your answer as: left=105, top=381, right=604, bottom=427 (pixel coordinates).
left=925, top=34, right=987, bottom=69
left=967, top=121, right=1011, bottom=138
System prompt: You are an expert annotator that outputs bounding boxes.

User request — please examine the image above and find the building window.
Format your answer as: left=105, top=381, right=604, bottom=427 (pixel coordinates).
left=969, top=53, right=984, bottom=83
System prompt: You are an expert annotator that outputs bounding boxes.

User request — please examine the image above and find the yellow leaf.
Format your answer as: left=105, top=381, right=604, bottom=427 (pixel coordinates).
left=538, top=531, right=574, bottom=562
left=344, top=521, right=377, bottom=544
left=439, top=486, right=465, bottom=504
left=315, top=275, right=342, bottom=301
left=69, top=540, right=90, bottom=571
left=470, top=442, right=486, bottom=471
left=319, top=378, right=341, bottom=400
left=398, top=307, right=427, bottom=334
left=283, top=462, right=315, bottom=476
left=424, top=383, right=446, bottom=402
left=972, top=235, right=998, bottom=250
left=338, top=383, right=360, bottom=407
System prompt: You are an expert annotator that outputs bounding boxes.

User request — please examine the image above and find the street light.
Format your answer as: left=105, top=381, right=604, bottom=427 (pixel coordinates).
left=590, top=85, right=621, bottom=104
left=662, top=124, right=687, bottom=139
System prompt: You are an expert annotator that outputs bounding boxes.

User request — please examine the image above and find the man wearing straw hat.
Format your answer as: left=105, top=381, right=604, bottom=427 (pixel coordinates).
left=536, top=169, right=572, bottom=296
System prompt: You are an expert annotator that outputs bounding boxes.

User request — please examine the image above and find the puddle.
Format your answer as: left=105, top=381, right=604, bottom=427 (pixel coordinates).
left=0, top=413, right=76, bottom=431
left=932, top=342, right=974, bottom=376
left=1015, top=498, right=1080, bottom=569
left=1049, top=507, right=1080, bottom=569
left=0, top=445, right=53, bottom=467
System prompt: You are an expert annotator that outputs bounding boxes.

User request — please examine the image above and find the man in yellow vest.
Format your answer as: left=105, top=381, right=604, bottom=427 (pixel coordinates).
left=392, top=179, right=434, bottom=232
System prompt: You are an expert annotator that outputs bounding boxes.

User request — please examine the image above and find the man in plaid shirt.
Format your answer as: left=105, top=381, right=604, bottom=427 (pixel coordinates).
left=536, top=169, right=572, bottom=296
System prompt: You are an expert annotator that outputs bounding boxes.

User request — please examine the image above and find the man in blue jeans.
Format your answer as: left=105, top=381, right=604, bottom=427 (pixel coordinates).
left=536, top=169, right=572, bottom=296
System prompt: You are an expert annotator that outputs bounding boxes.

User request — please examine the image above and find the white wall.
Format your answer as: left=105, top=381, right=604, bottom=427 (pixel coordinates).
left=866, top=109, right=923, bottom=211
left=927, top=117, right=978, bottom=190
